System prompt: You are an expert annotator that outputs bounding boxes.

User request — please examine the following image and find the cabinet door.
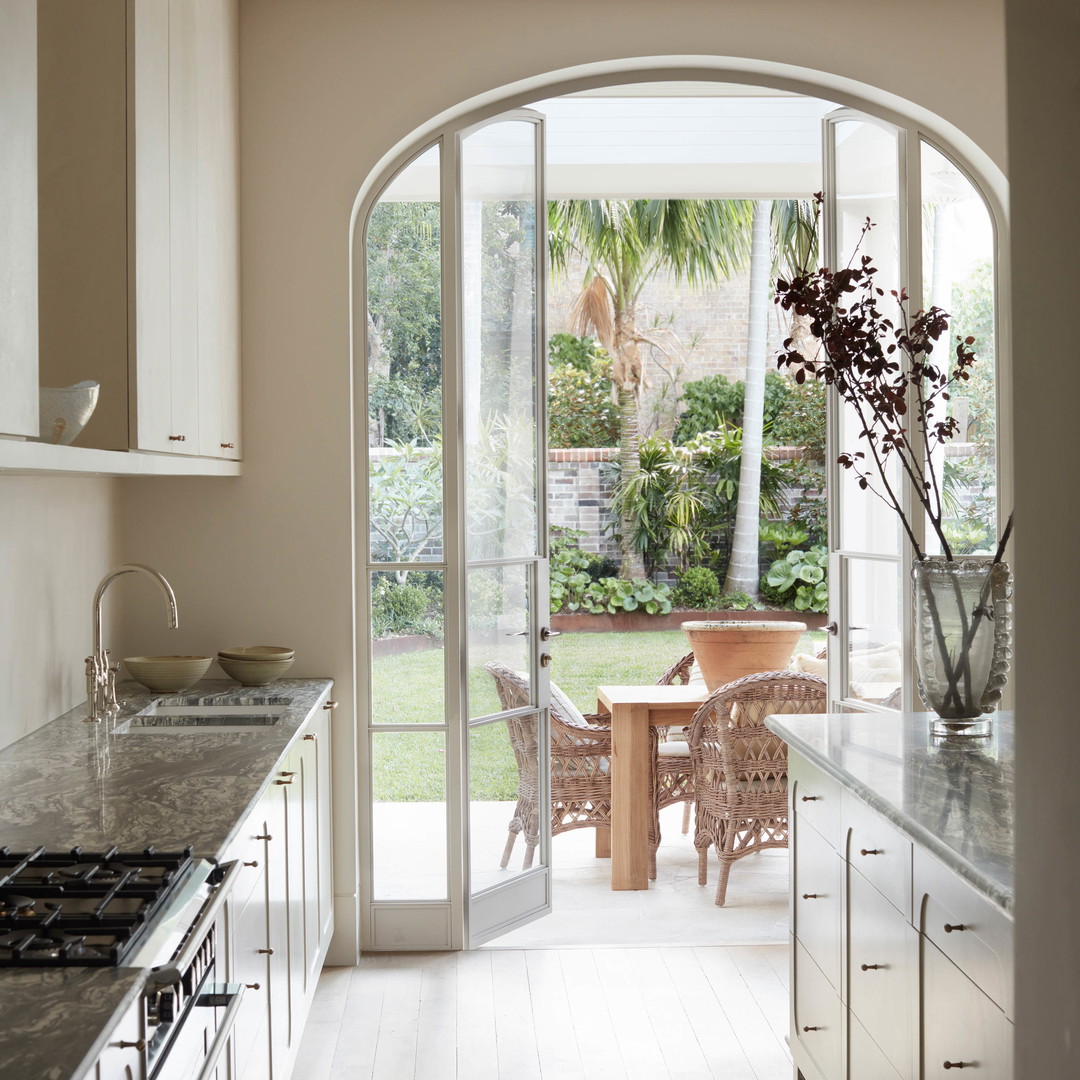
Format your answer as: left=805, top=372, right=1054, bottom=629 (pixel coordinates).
left=194, top=0, right=241, bottom=460
left=793, top=938, right=843, bottom=1080
left=0, top=0, right=39, bottom=438
left=266, top=766, right=296, bottom=1079
left=848, top=867, right=918, bottom=1077
left=849, top=1013, right=903, bottom=1080
left=923, top=940, right=1011, bottom=1079
left=793, top=814, right=842, bottom=991
left=303, top=707, right=334, bottom=982
left=91, top=994, right=143, bottom=1080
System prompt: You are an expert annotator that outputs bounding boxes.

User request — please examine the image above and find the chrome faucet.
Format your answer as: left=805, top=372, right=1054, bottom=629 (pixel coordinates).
left=85, top=565, right=179, bottom=722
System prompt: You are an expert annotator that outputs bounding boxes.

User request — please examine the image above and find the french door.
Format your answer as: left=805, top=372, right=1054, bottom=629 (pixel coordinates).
left=359, top=111, right=552, bottom=950
left=822, top=110, right=1006, bottom=714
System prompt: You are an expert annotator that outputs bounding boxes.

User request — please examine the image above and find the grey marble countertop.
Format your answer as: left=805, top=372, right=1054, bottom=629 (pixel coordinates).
left=767, top=710, right=1013, bottom=913
left=0, top=677, right=333, bottom=1080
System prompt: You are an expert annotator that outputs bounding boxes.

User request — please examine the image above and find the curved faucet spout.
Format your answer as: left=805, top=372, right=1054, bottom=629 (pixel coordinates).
left=88, top=564, right=179, bottom=721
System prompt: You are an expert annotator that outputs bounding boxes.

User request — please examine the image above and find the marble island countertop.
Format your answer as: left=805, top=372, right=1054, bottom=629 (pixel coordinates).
left=0, top=677, right=333, bottom=1080
left=766, top=710, right=1014, bottom=913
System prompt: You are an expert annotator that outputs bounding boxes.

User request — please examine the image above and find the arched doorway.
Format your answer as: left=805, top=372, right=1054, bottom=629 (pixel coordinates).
left=351, top=59, right=1010, bottom=953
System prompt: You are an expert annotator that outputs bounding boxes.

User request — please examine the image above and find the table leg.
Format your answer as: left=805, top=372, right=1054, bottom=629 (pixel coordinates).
left=610, top=700, right=651, bottom=890
left=595, top=828, right=611, bottom=858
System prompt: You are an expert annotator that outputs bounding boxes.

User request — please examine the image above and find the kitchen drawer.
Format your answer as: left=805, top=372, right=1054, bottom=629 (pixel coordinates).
left=849, top=1013, right=904, bottom=1080
left=791, top=753, right=841, bottom=846
left=793, top=938, right=843, bottom=1080
left=793, top=814, right=842, bottom=991
left=848, top=865, right=918, bottom=1077
left=923, top=939, right=1011, bottom=1079
left=230, top=884, right=271, bottom=1071
left=915, top=846, right=1013, bottom=1018
left=844, top=791, right=912, bottom=919
left=224, top=813, right=272, bottom=913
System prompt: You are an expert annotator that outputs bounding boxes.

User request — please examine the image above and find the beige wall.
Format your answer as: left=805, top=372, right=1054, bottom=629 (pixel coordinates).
left=0, top=477, right=120, bottom=746
left=112, top=0, right=1008, bottom=966
left=1006, top=0, right=1080, bottom=1073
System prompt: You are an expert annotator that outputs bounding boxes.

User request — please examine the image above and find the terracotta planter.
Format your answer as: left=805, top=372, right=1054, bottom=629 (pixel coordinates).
left=681, top=620, right=807, bottom=691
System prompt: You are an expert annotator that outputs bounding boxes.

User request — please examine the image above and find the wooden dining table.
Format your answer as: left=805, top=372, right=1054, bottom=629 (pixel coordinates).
left=595, top=683, right=711, bottom=891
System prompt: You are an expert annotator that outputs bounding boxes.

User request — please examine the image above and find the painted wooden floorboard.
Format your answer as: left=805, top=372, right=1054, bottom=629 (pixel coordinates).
left=293, top=945, right=792, bottom=1080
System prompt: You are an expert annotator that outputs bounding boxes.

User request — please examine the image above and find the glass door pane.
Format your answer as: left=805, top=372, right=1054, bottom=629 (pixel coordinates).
left=824, top=113, right=906, bottom=711
left=460, top=114, right=550, bottom=946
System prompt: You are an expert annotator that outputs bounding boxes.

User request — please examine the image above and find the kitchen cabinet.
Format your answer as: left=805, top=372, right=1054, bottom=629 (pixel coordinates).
left=788, top=752, right=1013, bottom=1080
left=223, top=700, right=334, bottom=1080
left=86, top=994, right=143, bottom=1080
left=131, top=0, right=241, bottom=459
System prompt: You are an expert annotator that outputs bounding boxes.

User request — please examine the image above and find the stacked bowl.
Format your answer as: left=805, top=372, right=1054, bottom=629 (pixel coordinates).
left=217, top=645, right=295, bottom=686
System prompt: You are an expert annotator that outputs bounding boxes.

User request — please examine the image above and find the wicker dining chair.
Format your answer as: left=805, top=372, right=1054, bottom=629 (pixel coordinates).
left=688, top=669, right=827, bottom=906
left=486, top=654, right=694, bottom=877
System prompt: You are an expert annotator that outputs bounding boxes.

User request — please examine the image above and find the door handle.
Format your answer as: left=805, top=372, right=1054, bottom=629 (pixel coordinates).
left=540, top=627, right=561, bottom=641
left=825, top=621, right=838, bottom=635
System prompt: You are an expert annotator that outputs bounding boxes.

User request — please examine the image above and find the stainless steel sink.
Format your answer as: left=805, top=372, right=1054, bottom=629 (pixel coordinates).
left=116, top=704, right=289, bottom=732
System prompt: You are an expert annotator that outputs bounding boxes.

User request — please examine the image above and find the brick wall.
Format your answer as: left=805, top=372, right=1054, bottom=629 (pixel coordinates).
left=548, top=448, right=620, bottom=558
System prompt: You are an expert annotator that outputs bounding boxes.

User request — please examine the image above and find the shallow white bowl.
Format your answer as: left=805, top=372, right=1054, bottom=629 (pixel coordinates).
left=218, top=645, right=295, bottom=662
left=124, top=655, right=213, bottom=693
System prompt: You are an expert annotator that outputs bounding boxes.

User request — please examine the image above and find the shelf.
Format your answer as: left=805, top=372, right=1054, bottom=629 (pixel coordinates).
left=0, top=439, right=242, bottom=477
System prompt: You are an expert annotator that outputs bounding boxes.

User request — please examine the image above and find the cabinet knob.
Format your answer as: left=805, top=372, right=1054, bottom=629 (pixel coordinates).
left=220, top=442, right=235, bottom=449
left=943, top=1063, right=971, bottom=1070
left=168, top=434, right=187, bottom=442
left=802, top=1026, right=821, bottom=1033
left=117, top=1040, right=146, bottom=1051
left=943, top=923, right=968, bottom=933
left=279, top=771, right=296, bottom=777
left=860, top=848, right=881, bottom=856
left=255, top=834, right=272, bottom=841
left=275, top=778, right=294, bottom=785
left=245, top=983, right=261, bottom=991
left=800, top=795, right=819, bottom=802
left=860, top=963, right=884, bottom=971
left=323, top=700, right=338, bottom=710
left=304, top=733, right=318, bottom=741
left=801, top=893, right=821, bottom=900
left=258, top=948, right=274, bottom=955
left=243, top=861, right=259, bottom=868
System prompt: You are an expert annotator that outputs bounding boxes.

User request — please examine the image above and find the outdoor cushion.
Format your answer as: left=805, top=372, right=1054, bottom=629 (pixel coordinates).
left=549, top=680, right=591, bottom=729
left=658, top=740, right=691, bottom=757
left=791, top=652, right=828, bottom=677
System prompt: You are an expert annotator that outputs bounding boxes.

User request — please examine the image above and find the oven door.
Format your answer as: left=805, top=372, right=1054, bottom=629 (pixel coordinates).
left=152, top=977, right=244, bottom=1080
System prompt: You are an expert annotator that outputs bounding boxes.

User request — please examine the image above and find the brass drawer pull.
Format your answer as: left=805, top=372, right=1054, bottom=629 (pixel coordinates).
left=943, top=923, right=968, bottom=933
left=275, top=778, right=294, bottom=785
left=801, top=795, right=819, bottom=802
left=802, top=1026, right=821, bottom=1033
left=943, top=1062, right=971, bottom=1070
left=304, top=733, right=318, bottom=741
left=243, top=861, right=258, bottom=868
left=258, top=948, right=274, bottom=955
left=860, top=963, right=884, bottom=971
left=279, top=771, right=296, bottom=777
left=168, top=434, right=186, bottom=442
left=117, top=1040, right=146, bottom=1051
left=801, top=893, right=821, bottom=900
left=860, top=848, right=881, bottom=856
left=256, top=833, right=272, bottom=841
left=323, top=700, right=338, bottom=710
left=220, top=442, right=235, bottom=448
left=245, top=983, right=261, bottom=990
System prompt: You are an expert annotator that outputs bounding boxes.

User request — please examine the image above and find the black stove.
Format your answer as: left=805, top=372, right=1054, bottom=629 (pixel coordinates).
left=0, top=846, right=195, bottom=966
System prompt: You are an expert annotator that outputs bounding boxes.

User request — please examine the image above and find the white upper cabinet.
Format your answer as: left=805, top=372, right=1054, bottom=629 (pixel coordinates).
left=132, top=0, right=240, bottom=458
left=0, top=0, right=40, bottom=439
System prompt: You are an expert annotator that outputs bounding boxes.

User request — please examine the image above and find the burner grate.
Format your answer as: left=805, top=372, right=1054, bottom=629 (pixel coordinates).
left=0, top=846, right=195, bottom=967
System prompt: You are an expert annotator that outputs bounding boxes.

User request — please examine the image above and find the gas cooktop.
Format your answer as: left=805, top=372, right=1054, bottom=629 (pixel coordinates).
left=0, top=846, right=195, bottom=967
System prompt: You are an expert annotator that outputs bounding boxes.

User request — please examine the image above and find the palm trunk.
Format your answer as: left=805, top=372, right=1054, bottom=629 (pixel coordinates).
left=724, top=200, right=772, bottom=598
left=617, top=386, right=646, bottom=579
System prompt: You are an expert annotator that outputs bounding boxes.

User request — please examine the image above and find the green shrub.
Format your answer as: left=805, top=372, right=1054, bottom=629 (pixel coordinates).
left=548, top=335, right=618, bottom=448
left=763, top=545, right=829, bottom=612
left=673, top=566, right=720, bottom=609
left=549, top=530, right=593, bottom=614
left=581, top=578, right=673, bottom=616
left=372, top=577, right=432, bottom=637
left=717, top=591, right=756, bottom=611
left=674, top=370, right=790, bottom=443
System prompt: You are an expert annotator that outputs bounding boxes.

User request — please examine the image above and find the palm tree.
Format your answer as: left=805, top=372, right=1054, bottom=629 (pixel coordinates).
left=548, top=199, right=755, bottom=578
left=723, top=199, right=820, bottom=598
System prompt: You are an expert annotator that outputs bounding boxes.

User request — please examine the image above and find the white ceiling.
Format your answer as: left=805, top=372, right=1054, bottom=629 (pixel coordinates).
left=380, top=85, right=840, bottom=202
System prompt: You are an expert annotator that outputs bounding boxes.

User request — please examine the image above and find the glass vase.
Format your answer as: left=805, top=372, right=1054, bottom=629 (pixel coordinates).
left=911, top=557, right=1013, bottom=734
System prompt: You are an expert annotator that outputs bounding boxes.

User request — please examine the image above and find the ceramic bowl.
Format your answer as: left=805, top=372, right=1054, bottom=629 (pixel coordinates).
left=124, top=655, right=213, bottom=693
left=35, top=381, right=101, bottom=445
left=218, top=645, right=295, bottom=662
left=217, top=655, right=295, bottom=686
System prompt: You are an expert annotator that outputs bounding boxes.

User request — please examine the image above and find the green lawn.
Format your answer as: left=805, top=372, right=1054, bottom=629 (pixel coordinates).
left=370, top=628, right=826, bottom=801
